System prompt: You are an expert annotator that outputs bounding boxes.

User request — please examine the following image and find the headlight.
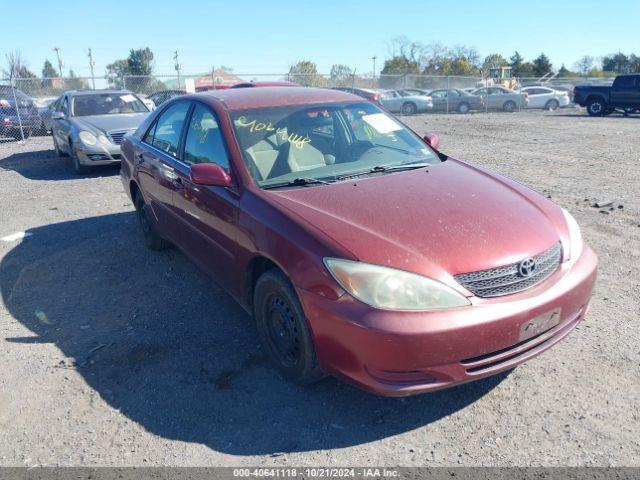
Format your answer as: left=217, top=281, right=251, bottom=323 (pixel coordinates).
left=324, top=258, right=471, bottom=311
left=78, top=131, right=97, bottom=146
left=561, top=208, right=583, bottom=264
left=98, top=134, right=111, bottom=145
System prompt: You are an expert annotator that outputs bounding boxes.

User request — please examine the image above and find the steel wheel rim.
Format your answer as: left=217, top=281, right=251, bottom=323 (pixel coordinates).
left=265, top=294, right=300, bottom=367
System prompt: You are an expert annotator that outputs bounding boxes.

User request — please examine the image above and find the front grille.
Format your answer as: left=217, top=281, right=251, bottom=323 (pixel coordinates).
left=108, top=129, right=133, bottom=145
left=454, top=242, right=562, bottom=297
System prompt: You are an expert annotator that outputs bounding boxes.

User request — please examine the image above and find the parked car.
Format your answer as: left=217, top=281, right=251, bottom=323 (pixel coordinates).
left=231, top=81, right=301, bottom=88
left=378, top=90, right=433, bottom=114
left=573, top=74, right=640, bottom=116
left=33, top=96, right=58, bottom=133
left=332, top=87, right=380, bottom=104
left=521, top=86, right=570, bottom=110
left=51, top=89, right=150, bottom=173
left=472, top=86, right=529, bottom=112
left=0, top=86, right=41, bottom=140
left=148, top=89, right=186, bottom=107
left=425, top=89, right=484, bottom=113
left=120, top=86, right=597, bottom=396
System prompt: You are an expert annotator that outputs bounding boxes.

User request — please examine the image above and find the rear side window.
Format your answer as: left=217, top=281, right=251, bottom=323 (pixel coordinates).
left=145, top=102, right=191, bottom=158
left=614, top=76, right=636, bottom=88
left=183, top=104, right=229, bottom=169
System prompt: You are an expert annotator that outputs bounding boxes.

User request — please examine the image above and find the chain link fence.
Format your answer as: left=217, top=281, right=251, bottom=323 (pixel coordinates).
left=0, top=72, right=617, bottom=145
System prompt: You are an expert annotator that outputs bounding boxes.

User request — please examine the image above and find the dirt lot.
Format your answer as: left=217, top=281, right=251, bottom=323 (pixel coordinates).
left=0, top=109, right=638, bottom=467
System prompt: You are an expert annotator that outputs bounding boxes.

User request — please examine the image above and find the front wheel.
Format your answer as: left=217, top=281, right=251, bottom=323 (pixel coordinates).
left=457, top=102, right=470, bottom=114
left=254, top=269, right=324, bottom=385
left=503, top=100, right=517, bottom=112
left=586, top=98, right=606, bottom=116
left=401, top=102, right=417, bottom=115
left=545, top=99, right=560, bottom=111
left=70, top=145, right=89, bottom=174
left=623, top=107, right=637, bottom=114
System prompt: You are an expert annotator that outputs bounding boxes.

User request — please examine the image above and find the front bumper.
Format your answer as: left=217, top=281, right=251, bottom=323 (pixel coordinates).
left=74, top=142, right=122, bottom=166
left=299, top=246, right=597, bottom=396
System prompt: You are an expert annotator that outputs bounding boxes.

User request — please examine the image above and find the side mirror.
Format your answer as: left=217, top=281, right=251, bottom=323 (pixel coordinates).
left=51, top=111, right=65, bottom=120
left=423, top=133, right=440, bottom=150
left=190, top=163, right=232, bottom=187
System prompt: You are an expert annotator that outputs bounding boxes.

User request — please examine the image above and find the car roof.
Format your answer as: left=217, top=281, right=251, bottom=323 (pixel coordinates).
left=67, top=89, right=133, bottom=96
left=189, top=86, right=362, bottom=111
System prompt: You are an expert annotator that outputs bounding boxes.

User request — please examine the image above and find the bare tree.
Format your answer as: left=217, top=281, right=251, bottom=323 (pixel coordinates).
left=573, top=56, right=594, bottom=77
left=4, top=50, right=35, bottom=79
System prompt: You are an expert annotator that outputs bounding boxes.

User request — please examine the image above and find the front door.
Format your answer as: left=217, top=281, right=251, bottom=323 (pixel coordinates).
left=171, top=102, right=240, bottom=284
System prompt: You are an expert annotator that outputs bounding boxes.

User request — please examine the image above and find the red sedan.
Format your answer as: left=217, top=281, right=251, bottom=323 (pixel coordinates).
left=120, top=87, right=597, bottom=396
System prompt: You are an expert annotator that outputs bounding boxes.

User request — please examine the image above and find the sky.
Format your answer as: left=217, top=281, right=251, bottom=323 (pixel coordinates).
left=3, top=0, right=639, bottom=79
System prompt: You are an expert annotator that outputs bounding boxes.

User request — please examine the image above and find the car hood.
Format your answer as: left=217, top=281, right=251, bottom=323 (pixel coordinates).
left=73, top=113, right=148, bottom=134
left=266, top=159, right=564, bottom=285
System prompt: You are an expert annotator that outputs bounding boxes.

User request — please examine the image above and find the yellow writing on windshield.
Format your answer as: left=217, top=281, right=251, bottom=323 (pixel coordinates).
left=236, top=116, right=311, bottom=149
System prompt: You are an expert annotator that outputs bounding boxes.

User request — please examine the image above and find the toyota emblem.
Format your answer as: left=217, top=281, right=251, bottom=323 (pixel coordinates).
left=518, top=257, right=536, bottom=277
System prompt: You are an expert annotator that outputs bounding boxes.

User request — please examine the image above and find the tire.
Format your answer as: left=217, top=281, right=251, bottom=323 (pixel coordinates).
left=457, top=102, right=470, bottom=114
left=52, top=135, right=67, bottom=158
left=545, top=99, right=560, bottom=111
left=401, top=102, right=417, bottom=115
left=623, top=107, right=637, bottom=114
left=69, top=143, right=89, bottom=174
left=134, top=193, right=170, bottom=251
left=586, top=98, right=606, bottom=116
left=12, top=128, right=31, bottom=141
left=502, top=100, right=517, bottom=113
left=254, top=269, right=324, bottom=385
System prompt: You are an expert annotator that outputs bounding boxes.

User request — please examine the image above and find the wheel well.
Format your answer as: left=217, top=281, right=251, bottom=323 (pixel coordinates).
left=245, top=256, right=280, bottom=306
left=586, top=95, right=605, bottom=105
left=129, top=181, right=141, bottom=203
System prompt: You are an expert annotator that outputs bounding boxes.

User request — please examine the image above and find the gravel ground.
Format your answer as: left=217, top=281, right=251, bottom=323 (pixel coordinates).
left=0, top=109, right=638, bottom=467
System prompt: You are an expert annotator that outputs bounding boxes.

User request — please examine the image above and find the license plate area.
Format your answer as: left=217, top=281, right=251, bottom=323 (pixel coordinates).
left=519, top=308, right=561, bottom=342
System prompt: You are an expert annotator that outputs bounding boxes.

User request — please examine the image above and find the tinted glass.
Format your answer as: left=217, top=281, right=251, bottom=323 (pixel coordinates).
left=71, top=92, right=148, bottom=116
left=230, top=102, right=440, bottom=187
left=183, top=104, right=229, bottom=168
left=615, top=76, right=635, bottom=88
left=149, top=102, right=191, bottom=158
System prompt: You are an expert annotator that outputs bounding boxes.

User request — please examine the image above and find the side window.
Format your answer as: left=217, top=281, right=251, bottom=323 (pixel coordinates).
left=183, top=104, right=229, bottom=168
left=149, top=102, right=191, bottom=157
left=614, top=76, right=634, bottom=89
left=431, top=90, right=445, bottom=98
left=448, top=90, right=460, bottom=97
left=61, top=97, right=69, bottom=115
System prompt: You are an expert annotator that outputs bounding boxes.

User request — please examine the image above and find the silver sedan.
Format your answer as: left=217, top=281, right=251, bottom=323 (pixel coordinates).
left=472, top=86, right=529, bottom=112
left=378, top=90, right=433, bottom=115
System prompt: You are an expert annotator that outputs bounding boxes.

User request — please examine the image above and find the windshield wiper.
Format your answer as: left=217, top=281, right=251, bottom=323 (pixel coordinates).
left=263, top=177, right=332, bottom=189
left=337, top=162, right=431, bottom=180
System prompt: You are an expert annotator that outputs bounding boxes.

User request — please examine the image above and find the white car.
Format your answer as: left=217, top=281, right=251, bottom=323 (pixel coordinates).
left=521, top=86, right=571, bottom=110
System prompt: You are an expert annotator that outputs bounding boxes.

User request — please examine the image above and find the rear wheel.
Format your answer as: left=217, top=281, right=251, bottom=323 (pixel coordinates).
left=134, top=193, right=170, bottom=251
left=545, top=99, right=560, bottom=111
left=586, top=98, right=606, bottom=116
left=401, top=102, right=417, bottom=115
left=254, top=269, right=324, bottom=385
left=457, top=102, right=470, bottom=114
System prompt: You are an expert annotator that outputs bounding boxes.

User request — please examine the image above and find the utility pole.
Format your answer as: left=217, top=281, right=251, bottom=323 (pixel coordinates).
left=372, top=55, right=377, bottom=78
left=173, top=51, right=182, bottom=88
left=87, top=48, right=96, bottom=89
left=53, top=47, right=63, bottom=77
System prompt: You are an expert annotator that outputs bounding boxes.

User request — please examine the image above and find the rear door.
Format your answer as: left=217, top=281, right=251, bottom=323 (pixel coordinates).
left=170, top=102, right=240, bottom=283
left=135, top=100, right=192, bottom=243
left=429, top=90, right=447, bottom=110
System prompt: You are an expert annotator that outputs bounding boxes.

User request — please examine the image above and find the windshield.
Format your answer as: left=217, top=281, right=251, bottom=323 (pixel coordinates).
left=71, top=93, right=148, bottom=116
left=230, top=101, right=440, bottom=188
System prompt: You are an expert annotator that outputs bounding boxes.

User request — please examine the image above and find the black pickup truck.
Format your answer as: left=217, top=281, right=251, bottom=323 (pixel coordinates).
left=573, top=74, right=640, bottom=116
